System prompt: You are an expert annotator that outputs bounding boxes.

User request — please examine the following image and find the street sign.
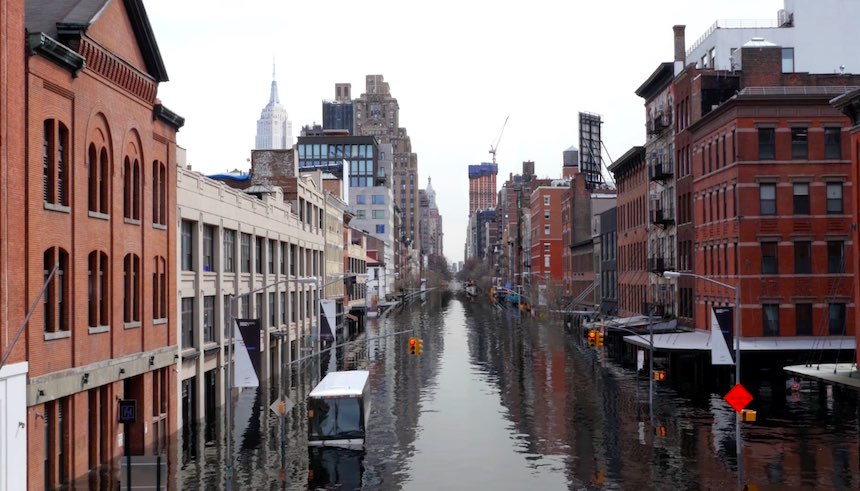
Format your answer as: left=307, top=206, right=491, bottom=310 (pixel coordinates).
left=724, top=383, right=753, bottom=413
left=118, top=399, right=137, bottom=424
left=269, top=397, right=294, bottom=417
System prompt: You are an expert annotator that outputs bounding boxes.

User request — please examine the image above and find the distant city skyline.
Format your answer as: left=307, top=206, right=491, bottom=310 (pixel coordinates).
left=146, top=0, right=783, bottom=263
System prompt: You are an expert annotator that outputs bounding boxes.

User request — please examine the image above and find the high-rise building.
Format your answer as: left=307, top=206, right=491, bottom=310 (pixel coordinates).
left=468, top=163, right=498, bottom=215
left=353, top=75, right=421, bottom=252
left=323, top=83, right=354, bottom=134
left=255, top=64, right=293, bottom=149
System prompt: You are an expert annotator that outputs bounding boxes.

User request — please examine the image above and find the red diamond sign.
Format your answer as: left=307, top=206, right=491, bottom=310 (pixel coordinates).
left=724, top=383, right=753, bottom=413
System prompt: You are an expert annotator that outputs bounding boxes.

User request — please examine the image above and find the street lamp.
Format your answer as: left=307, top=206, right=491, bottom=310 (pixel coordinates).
left=225, top=275, right=317, bottom=490
left=662, top=270, right=742, bottom=484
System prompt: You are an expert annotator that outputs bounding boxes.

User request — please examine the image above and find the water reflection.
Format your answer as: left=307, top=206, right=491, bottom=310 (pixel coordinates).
left=180, top=293, right=859, bottom=490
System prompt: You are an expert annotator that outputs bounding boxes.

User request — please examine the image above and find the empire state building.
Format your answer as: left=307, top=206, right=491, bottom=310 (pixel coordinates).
left=255, top=65, right=293, bottom=149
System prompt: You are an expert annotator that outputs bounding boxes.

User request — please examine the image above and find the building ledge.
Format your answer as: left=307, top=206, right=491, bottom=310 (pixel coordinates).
left=88, top=325, right=109, bottom=335
left=27, top=32, right=85, bottom=74
left=123, top=321, right=141, bottom=330
left=88, top=211, right=109, bottom=220
left=43, top=202, right=71, bottom=214
left=152, top=318, right=168, bottom=325
left=44, top=331, right=71, bottom=341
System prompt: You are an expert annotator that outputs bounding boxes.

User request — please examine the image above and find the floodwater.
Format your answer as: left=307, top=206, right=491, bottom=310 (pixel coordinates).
left=180, top=290, right=860, bottom=490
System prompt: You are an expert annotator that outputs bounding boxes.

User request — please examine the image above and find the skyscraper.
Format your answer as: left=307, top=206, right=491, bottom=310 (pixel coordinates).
left=255, top=64, right=293, bottom=149
left=468, top=162, right=498, bottom=215
left=354, top=75, right=421, bottom=252
left=323, top=83, right=354, bottom=134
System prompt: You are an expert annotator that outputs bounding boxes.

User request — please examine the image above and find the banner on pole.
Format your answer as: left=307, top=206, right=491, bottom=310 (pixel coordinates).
left=710, top=307, right=734, bottom=365
left=235, top=318, right=262, bottom=387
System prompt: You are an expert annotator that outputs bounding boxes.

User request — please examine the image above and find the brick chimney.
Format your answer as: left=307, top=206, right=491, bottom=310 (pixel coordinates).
left=673, top=25, right=686, bottom=75
left=740, top=40, right=782, bottom=88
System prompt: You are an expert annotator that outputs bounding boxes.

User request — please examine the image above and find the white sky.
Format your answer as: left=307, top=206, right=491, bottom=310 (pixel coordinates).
left=146, top=0, right=782, bottom=264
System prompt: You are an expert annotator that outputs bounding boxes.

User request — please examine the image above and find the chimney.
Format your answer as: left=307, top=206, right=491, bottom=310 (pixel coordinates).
left=673, top=25, right=686, bottom=75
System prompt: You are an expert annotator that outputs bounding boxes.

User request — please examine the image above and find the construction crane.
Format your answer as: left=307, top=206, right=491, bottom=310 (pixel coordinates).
left=488, top=116, right=509, bottom=164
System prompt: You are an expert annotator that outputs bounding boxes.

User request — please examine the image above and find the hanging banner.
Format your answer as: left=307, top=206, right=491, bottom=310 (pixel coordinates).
left=710, top=307, right=734, bottom=366
left=234, top=318, right=262, bottom=387
left=320, top=299, right=336, bottom=342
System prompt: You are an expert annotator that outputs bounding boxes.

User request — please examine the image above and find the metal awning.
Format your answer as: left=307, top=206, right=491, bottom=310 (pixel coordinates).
left=624, top=332, right=856, bottom=352
left=345, top=313, right=358, bottom=322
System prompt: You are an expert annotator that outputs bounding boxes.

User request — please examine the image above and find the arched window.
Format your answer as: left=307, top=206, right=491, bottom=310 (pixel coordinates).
left=43, top=247, right=70, bottom=332
left=123, top=253, right=141, bottom=323
left=88, top=144, right=111, bottom=214
left=123, top=157, right=141, bottom=221
left=152, top=256, right=167, bottom=320
left=43, top=120, right=70, bottom=207
left=88, top=251, right=109, bottom=327
left=152, top=161, right=167, bottom=226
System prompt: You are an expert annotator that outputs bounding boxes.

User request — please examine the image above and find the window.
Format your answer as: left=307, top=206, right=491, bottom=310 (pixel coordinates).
left=255, top=237, right=263, bottom=273
left=269, top=292, right=276, bottom=327
left=88, top=144, right=109, bottom=214
left=372, top=209, right=385, bottom=219
left=280, top=292, right=287, bottom=324
left=202, top=296, right=214, bottom=343
left=280, top=243, right=287, bottom=275
left=356, top=194, right=366, bottom=205
left=827, top=241, right=844, bottom=273
left=794, top=241, right=811, bottom=274
left=758, top=128, right=775, bottom=160
left=781, top=47, right=794, bottom=72
left=181, top=298, right=194, bottom=348
left=87, top=251, right=108, bottom=328
left=152, top=256, right=167, bottom=320
left=791, top=128, right=808, bottom=159
left=355, top=210, right=366, bottom=219
left=43, top=119, right=70, bottom=207
left=241, top=233, right=251, bottom=273
left=792, top=183, right=809, bottom=215
left=795, top=304, right=812, bottom=336
left=123, top=156, right=141, bottom=220
left=372, top=195, right=385, bottom=205
left=544, top=225, right=550, bottom=236
left=824, top=127, right=842, bottom=160
left=268, top=240, right=276, bottom=274
left=123, top=254, right=141, bottom=324
left=181, top=221, right=194, bottom=271
left=223, top=230, right=235, bottom=273
left=544, top=210, right=550, bottom=219
left=762, top=304, right=780, bottom=336
left=544, top=243, right=550, bottom=252
left=826, top=183, right=843, bottom=214
left=761, top=241, right=778, bottom=274
left=256, top=292, right=263, bottom=319
left=829, top=304, right=846, bottom=335
left=759, top=184, right=776, bottom=215
left=203, top=225, right=215, bottom=272
left=152, top=161, right=167, bottom=225
left=543, top=196, right=550, bottom=206
left=43, top=248, right=70, bottom=332
left=376, top=224, right=385, bottom=234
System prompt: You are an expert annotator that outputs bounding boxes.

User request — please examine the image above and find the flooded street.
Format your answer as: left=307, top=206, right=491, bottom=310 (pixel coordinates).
left=181, top=291, right=860, bottom=490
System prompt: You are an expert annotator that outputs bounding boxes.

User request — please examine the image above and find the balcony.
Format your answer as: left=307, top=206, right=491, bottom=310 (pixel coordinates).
left=647, top=113, right=671, bottom=136
left=647, top=256, right=673, bottom=273
left=648, top=153, right=674, bottom=182
left=641, top=301, right=668, bottom=318
left=650, top=204, right=675, bottom=227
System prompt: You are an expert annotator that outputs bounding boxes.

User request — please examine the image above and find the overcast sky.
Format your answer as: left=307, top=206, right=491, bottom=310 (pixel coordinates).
left=146, top=0, right=782, bottom=264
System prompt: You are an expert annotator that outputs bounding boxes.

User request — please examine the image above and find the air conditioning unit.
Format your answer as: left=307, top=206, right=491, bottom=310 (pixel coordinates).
left=778, top=9, right=791, bottom=27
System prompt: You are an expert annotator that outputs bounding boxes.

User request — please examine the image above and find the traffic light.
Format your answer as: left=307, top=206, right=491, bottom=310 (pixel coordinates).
left=416, top=338, right=424, bottom=355
left=587, top=330, right=597, bottom=347
left=595, top=331, right=604, bottom=348
left=408, top=337, right=417, bottom=355
left=653, top=370, right=667, bottom=382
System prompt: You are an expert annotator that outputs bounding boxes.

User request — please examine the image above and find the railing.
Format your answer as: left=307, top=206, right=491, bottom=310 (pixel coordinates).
left=739, top=86, right=859, bottom=97
left=648, top=153, right=674, bottom=182
left=641, top=301, right=667, bottom=318
left=650, top=206, right=675, bottom=226
left=647, top=257, right=673, bottom=273
left=686, top=19, right=781, bottom=57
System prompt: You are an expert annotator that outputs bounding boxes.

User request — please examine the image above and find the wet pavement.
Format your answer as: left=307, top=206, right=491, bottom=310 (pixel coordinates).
left=180, top=290, right=860, bottom=490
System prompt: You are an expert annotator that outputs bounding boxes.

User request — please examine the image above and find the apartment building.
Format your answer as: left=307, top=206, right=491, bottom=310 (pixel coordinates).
left=177, top=167, right=323, bottom=462
left=23, top=1, right=183, bottom=487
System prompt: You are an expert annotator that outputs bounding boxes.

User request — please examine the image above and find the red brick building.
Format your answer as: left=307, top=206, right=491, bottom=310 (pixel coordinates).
left=689, top=44, right=859, bottom=349
left=468, top=163, right=497, bottom=215
left=832, top=87, right=860, bottom=367
left=0, top=0, right=29, bottom=487
left=24, top=1, right=182, bottom=487
left=530, top=182, right=567, bottom=283
left=608, top=147, right=648, bottom=317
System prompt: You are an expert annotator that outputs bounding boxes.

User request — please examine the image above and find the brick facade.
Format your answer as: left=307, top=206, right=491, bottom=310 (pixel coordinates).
left=609, top=147, right=649, bottom=317
left=24, top=1, right=182, bottom=487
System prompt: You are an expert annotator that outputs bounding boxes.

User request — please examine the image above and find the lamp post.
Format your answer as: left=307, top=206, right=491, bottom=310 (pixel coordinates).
left=662, top=270, right=742, bottom=484
left=225, top=275, right=317, bottom=490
